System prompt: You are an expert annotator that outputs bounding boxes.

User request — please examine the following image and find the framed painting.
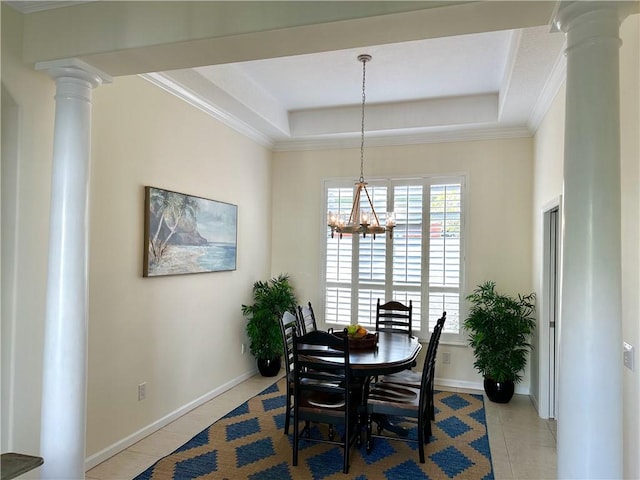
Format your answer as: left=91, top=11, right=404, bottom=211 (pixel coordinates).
left=143, top=186, right=237, bottom=277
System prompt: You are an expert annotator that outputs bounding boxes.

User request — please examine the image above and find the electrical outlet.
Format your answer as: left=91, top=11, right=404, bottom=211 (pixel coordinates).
left=138, top=382, right=147, bottom=401
left=442, top=352, right=451, bottom=365
left=623, top=342, right=634, bottom=371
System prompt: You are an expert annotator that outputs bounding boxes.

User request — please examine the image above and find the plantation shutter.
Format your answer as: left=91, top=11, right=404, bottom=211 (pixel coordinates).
left=325, top=187, right=353, bottom=323
left=392, top=185, right=424, bottom=333
left=324, top=176, right=464, bottom=340
left=357, top=184, right=387, bottom=326
left=427, top=182, right=462, bottom=334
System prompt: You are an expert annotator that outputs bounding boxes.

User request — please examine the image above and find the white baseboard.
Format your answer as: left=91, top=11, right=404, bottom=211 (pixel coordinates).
left=85, top=369, right=257, bottom=471
left=435, top=377, right=531, bottom=396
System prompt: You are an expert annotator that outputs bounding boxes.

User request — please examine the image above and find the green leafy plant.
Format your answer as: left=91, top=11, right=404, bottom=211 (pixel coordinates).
left=241, top=274, right=297, bottom=361
left=463, top=281, right=536, bottom=383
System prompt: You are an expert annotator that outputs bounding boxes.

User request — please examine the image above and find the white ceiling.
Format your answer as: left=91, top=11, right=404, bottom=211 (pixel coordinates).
left=200, top=31, right=512, bottom=111
left=8, top=1, right=567, bottom=150
left=151, top=24, right=566, bottom=150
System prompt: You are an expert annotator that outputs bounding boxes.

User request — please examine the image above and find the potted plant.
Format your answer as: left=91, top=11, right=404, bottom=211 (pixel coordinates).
left=241, top=274, right=297, bottom=377
left=463, top=281, right=536, bottom=403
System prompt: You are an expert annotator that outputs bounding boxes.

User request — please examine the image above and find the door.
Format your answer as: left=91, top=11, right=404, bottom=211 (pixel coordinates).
left=542, top=202, right=561, bottom=419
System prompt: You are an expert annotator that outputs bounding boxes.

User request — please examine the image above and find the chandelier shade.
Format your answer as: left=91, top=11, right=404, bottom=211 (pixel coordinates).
left=327, top=54, right=395, bottom=240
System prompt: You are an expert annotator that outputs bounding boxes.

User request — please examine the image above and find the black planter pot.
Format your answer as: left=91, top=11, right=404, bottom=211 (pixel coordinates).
left=483, top=377, right=515, bottom=403
left=257, top=357, right=281, bottom=377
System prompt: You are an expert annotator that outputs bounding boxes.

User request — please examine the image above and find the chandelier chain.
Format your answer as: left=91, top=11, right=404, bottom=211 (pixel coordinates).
left=359, top=56, right=367, bottom=183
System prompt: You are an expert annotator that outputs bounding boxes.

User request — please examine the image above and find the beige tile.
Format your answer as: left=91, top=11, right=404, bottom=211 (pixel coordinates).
left=492, top=454, right=515, bottom=480
left=507, top=444, right=557, bottom=479
left=188, top=396, right=240, bottom=422
left=86, top=450, right=156, bottom=480
left=127, top=429, right=192, bottom=457
left=455, top=387, right=484, bottom=395
left=487, top=425, right=508, bottom=456
left=484, top=406, right=502, bottom=426
left=498, top=408, right=546, bottom=426
left=161, top=409, right=216, bottom=436
left=501, top=422, right=557, bottom=447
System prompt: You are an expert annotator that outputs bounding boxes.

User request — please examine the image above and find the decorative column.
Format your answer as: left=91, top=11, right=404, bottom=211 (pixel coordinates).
left=553, top=2, right=631, bottom=478
left=35, top=59, right=111, bottom=480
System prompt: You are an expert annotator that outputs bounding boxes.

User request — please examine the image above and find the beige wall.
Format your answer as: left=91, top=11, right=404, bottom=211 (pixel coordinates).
left=2, top=4, right=272, bottom=464
left=86, top=75, right=272, bottom=459
left=1, top=5, right=55, bottom=455
left=530, top=14, right=639, bottom=479
left=272, top=137, right=534, bottom=390
left=529, top=83, right=565, bottom=413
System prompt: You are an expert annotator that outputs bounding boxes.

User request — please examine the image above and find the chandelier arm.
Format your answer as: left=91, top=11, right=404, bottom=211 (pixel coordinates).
left=362, top=184, right=381, bottom=226
left=348, top=184, right=364, bottom=225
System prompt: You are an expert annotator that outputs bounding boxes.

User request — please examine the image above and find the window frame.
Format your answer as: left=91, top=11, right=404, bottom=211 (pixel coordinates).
left=321, top=174, right=467, bottom=344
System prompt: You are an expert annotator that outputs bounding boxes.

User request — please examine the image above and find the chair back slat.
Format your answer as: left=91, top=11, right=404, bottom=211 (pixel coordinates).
left=297, top=302, right=318, bottom=335
left=280, top=311, right=298, bottom=378
left=294, top=330, right=349, bottom=397
left=376, top=299, right=413, bottom=336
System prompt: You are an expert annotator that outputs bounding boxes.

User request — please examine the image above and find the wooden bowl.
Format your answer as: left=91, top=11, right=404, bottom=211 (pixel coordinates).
left=331, top=331, right=378, bottom=350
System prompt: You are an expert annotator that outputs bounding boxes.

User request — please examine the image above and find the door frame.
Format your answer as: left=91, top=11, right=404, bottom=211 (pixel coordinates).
left=539, top=196, right=562, bottom=419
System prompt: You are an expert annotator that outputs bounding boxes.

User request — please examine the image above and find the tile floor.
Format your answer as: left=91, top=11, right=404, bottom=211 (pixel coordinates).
left=86, top=374, right=557, bottom=479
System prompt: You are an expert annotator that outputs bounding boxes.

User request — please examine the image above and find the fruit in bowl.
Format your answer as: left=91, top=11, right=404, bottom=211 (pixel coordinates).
left=347, top=324, right=368, bottom=339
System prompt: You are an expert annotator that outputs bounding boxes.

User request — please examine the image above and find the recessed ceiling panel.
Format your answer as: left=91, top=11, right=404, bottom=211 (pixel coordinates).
left=198, top=30, right=512, bottom=111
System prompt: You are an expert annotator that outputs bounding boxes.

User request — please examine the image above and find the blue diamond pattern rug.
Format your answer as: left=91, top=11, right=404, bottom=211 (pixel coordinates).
left=134, top=378, right=493, bottom=479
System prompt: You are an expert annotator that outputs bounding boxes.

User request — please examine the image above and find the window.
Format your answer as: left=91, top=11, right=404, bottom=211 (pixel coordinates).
left=324, top=176, right=464, bottom=340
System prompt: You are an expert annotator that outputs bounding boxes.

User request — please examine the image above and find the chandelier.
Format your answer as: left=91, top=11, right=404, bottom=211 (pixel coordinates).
left=327, top=54, right=395, bottom=240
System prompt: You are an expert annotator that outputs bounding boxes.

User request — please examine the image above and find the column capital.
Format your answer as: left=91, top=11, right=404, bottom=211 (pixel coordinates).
left=36, top=58, right=112, bottom=88
left=552, top=1, right=639, bottom=33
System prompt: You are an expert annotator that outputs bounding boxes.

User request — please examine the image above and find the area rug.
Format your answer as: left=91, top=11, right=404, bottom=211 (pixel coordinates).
left=134, top=378, right=493, bottom=479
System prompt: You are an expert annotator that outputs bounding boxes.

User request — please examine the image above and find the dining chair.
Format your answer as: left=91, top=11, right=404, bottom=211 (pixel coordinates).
left=297, top=301, right=317, bottom=335
left=364, top=313, right=446, bottom=463
left=375, top=299, right=413, bottom=336
left=292, top=329, right=358, bottom=474
left=279, top=311, right=298, bottom=435
left=379, top=312, right=447, bottom=422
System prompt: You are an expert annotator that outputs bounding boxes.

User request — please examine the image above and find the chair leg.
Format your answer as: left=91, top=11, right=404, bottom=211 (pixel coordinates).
left=429, top=383, right=435, bottom=421
left=284, top=394, right=291, bottom=435
left=426, top=397, right=433, bottom=439
left=418, top=416, right=425, bottom=463
left=293, top=416, right=298, bottom=466
left=366, top=414, right=373, bottom=454
left=343, top=422, right=350, bottom=474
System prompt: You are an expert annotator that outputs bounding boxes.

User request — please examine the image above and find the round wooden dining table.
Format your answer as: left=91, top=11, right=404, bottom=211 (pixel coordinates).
left=340, top=331, right=422, bottom=378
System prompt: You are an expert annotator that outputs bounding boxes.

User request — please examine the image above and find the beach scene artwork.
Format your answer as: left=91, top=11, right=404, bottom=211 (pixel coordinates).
left=143, top=186, right=237, bottom=277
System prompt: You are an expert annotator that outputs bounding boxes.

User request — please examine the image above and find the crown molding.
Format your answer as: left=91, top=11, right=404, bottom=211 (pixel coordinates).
left=528, top=45, right=567, bottom=133
left=5, top=1, right=94, bottom=14
left=142, top=71, right=533, bottom=153
left=140, top=72, right=274, bottom=149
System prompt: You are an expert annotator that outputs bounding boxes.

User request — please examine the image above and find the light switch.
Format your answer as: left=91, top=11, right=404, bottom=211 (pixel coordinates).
left=623, top=342, right=634, bottom=371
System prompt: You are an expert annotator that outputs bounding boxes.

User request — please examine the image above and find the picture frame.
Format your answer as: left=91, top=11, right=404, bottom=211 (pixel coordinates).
left=143, top=186, right=237, bottom=277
